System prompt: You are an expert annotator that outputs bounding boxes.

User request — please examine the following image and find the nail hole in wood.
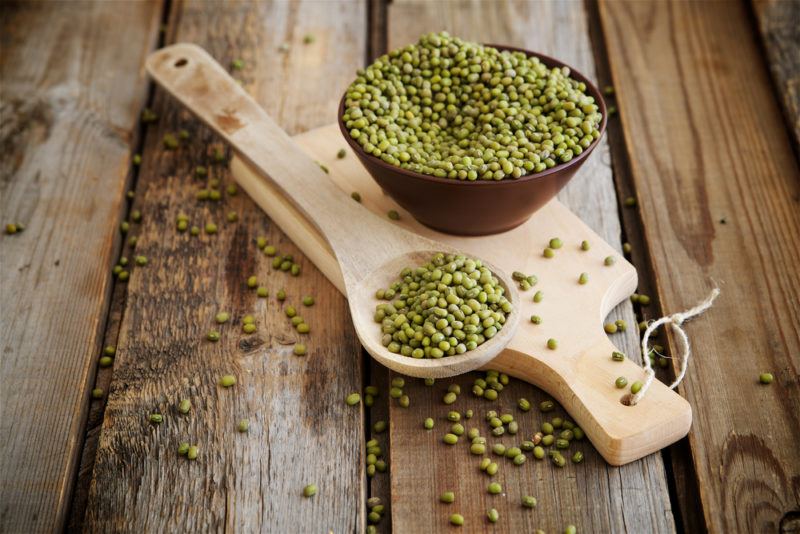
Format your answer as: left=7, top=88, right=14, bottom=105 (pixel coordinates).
left=174, top=58, right=188, bottom=67
left=620, top=393, right=633, bottom=406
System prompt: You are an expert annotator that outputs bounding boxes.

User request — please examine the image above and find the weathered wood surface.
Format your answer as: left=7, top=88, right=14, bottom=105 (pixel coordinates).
left=600, top=0, right=800, bottom=532
left=382, top=1, right=676, bottom=532
left=82, top=1, right=367, bottom=532
left=752, top=0, right=800, bottom=153
left=0, top=2, right=162, bottom=532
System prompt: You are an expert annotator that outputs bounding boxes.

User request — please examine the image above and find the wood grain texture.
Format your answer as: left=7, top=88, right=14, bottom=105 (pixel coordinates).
left=83, top=2, right=367, bottom=532
left=382, top=1, right=677, bottom=531
left=581, top=2, right=707, bottom=529
left=752, top=0, right=800, bottom=153
left=0, top=2, right=162, bottom=532
left=600, top=0, right=800, bottom=532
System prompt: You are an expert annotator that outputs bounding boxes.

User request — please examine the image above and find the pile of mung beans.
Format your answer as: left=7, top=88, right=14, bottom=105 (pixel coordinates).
left=374, top=252, right=512, bottom=358
left=342, top=32, right=602, bottom=180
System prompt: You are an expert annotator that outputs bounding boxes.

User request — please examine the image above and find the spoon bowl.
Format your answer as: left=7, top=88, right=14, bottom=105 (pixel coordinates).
left=349, top=249, right=520, bottom=378
left=145, top=43, right=520, bottom=377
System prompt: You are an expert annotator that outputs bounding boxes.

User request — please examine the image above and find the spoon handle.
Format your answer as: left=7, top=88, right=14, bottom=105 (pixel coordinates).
left=145, top=43, right=415, bottom=287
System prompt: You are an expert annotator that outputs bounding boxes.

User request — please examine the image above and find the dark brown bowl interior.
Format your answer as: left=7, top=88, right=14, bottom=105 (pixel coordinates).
left=338, top=44, right=607, bottom=236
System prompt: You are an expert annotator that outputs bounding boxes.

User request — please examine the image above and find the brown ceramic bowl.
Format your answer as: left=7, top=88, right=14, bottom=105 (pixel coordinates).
left=338, top=44, right=607, bottom=236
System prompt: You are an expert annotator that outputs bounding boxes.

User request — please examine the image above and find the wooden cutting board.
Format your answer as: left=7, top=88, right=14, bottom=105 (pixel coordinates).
left=230, top=123, right=691, bottom=465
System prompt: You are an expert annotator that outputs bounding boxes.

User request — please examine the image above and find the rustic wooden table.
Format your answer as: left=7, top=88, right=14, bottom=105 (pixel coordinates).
left=1, top=1, right=798, bottom=533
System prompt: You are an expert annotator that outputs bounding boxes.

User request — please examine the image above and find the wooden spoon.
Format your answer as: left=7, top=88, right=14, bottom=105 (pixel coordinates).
left=145, top=43, right=521, bottom=378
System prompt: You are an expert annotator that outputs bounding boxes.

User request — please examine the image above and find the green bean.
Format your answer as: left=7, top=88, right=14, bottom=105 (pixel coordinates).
left=533, top=290, right=544, bottom=303
left=530, top=315, right=542, bottom=324
left=91, top=388, right=104, bottom=399
left=615, top=376, right=628, bottom=388
left=543, top=247, right=555, bottom=258
left=470, top=443, right=486, bottom=455
left=487, top=508, right=499, bottom=523
left=440, top=491, right=455, bottom=503
left=178, top=399, right=191, bottom=414
left=487, top=482, right=502, bottom=495
left=547, top=338, right=558, bottom=350
left=238, top=419, right=249, bottom=432
left=351, top=192, right=361, bottom=202
left=345, top=392, right=361, bottom=405
left=149, top=413, right=163, bottom=424
left=578, top=272, right=589, bottom=285
left=387, top=210, right=400, bottom=220
left=373, top=420, right=387, bottom=433
left=550, top=451, right=566, bottom=467
left=580, top=240, right=590, bottom=251
left=303, top=484, right=317, bottom=497
left=486, top=462, right=499, bottom=476
left=98, top=356, right=113, bottom=368
left=603, top=323, right=618, bottom=334
left=344, top=33, right=603, bottom=181
left=759, top=372, right=774, bottom=384
left=187, top=445, right=199, bottom=460
left=518, top=398, right=531, bottom=411
left=522, top=495, right=537, bottom=508
left=178, top=442, right=190, bottom=455
left=163, top=133, right=178, bottom=149
left=549, top=237, right=563, bottom=249
left=630, top=381, right=643, bottom=394
left=207, top=330, right=220, bottom=342
left=572, top=451, right=584, bottom=463
left=449, top=514, right=464, bottom=526
left=424, top=417, right=434, bottom=430
left=293, top=343, right=307, bottom=356
left=219, top=375, right=236, bottom=387
left=611, top=351, right=625, bottom=362
left=539, top=400, right=555, bottom=412
left=302, top=296, right=315, bottom=306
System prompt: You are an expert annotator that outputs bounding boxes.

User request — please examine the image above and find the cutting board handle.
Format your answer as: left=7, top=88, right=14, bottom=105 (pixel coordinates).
left=145, top=43, right=418, bottom=288
left=489, top=336, right=692, bottom=465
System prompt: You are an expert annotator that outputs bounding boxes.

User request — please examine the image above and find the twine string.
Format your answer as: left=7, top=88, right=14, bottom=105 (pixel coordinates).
left=628, top=287, right=720, bottom=405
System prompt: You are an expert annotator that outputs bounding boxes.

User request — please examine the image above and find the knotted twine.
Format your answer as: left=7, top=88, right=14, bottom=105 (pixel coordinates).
left=628, top=287, right=720, bottom=405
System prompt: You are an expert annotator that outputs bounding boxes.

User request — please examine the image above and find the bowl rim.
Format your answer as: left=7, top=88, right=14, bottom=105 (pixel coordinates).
left=337, top=43, right=607, bottom=188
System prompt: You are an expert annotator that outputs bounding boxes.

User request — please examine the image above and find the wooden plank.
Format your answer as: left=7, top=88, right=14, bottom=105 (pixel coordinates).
left=599, top=1, right=800, bottom=532
left=752, top=0, right=800, bottom=153
left=0, top=2, right=162, bottom=532
left=581, top=3, right=707, bottom=530
left=83, top=2, right=367, bottom=532
left=383, top=2, right=676, bottom=532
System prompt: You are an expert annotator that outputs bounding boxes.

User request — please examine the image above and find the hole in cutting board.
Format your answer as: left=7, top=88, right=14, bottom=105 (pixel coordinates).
left=174, top=58, right=188, bottom=67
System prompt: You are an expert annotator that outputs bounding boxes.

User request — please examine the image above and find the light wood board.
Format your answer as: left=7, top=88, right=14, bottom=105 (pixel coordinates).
left=231, top=122, right=692, bottom=467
